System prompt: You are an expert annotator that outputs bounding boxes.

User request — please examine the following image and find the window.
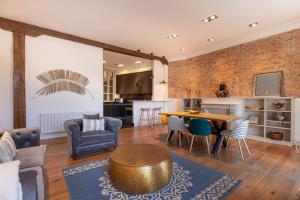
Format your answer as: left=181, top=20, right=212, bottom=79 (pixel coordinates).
left=103, top=69, right=115, bottom=102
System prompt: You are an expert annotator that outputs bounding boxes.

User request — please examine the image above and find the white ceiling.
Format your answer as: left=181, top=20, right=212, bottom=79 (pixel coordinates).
left=1, top=0, right=300, bottom=61
left=103, top=50, right=152, bottom=71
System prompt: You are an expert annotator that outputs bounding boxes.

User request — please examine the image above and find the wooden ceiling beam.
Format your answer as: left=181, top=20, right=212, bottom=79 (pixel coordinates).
left=0, top=17, right=168, bottom=64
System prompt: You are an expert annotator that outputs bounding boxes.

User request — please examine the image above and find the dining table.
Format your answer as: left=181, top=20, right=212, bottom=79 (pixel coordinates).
left=160, top=111, right=241, bottom=154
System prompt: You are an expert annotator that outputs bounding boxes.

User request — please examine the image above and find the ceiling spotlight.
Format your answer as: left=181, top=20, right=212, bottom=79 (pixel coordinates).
left=179, top=48, right=185, bottom=51
left=208, top=38, right=215, bottom=42
left=117, top=64, right=124, bottom=67
left=202, top=15, right=218, bottom=23
left=134, top=60, right=142, bottom=64
left=249, top=22, right=259, bottom=28
left=167, top=34, right=178, bottom=39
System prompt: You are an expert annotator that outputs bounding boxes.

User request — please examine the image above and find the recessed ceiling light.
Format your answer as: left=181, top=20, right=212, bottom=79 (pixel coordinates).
left=167, top=34, right=178, bottom=39
left=134, top=60, right=142, bottom=64
left=249, top=22, right=259, bottom=28
left=179, top=48, right=185, bottom=51
left=117, top=64, right=124, bottom=67
left=202, top=15, right=218, bottom=23
left=208, top=38, right=215, bottom=42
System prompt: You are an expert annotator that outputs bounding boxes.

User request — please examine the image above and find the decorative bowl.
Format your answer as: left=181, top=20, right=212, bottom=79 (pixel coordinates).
left=269, top=132, right=283, bottom=140
left=272, top=113, right=285, bottom=121
left=272, top=103, right=285, bottom=110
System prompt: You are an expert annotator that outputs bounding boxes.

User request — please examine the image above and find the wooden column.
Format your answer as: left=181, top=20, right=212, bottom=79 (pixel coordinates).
left=13, top=31, right=26, bottom=128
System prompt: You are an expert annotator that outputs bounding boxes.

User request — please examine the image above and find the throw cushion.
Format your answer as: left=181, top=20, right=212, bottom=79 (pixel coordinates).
left=83, top=118, right=105, bottom=132
left=0, top=132, right=17, bottom=162
left=83, top=113, right=100, bottom=119
left=0, top=160, right=22, bottom=200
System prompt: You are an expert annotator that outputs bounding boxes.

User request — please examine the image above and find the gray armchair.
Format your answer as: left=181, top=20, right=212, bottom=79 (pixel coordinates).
left=64, top=117, right=122, bottom=159
left=0, top=128, right=45, bottom=200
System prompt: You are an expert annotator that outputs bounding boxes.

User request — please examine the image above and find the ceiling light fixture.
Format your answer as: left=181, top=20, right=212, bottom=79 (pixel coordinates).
left=117, top=64, right=124, bottom=67
left=208, top=38, right=215, bottom=42
left=179, top=48, right=185, bottom=51
left=167, top=34, right=178, bottom=39
left=160, top=56, right=168, bottom=84
left=134, top=60, right=142, bottom=64
left=249, top=22, right=259, bottom=28
left=202, top=15, right=218, bottom=23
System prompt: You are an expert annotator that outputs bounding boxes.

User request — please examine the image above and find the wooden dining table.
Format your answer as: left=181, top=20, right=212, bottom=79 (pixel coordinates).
left=160, top=111, right=241, bottom=154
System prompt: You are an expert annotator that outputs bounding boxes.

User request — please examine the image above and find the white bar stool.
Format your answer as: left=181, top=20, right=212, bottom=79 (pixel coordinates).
left=152, top=107, right=162, bottom=126
left=138, top=108, right=152, bottom=127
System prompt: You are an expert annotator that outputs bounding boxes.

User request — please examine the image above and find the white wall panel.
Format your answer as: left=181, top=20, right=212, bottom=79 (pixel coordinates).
left=0, top=29, right=13, bottom=130
left=25, top=35, right=103, bottom=128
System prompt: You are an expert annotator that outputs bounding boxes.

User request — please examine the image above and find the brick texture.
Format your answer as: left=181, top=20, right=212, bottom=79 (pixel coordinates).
left=169, top=29, right=300, bottom=98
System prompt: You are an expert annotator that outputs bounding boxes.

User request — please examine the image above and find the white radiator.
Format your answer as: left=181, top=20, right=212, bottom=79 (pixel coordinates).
left=40, top=111, right=98, bottom=134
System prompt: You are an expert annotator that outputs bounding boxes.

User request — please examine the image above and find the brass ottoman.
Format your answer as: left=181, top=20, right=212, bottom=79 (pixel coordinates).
left=108, top=144, right=173, bottom=194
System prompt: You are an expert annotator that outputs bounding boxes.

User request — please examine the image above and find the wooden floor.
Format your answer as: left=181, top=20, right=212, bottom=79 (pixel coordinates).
left=42, top=125, right=300, bottom=200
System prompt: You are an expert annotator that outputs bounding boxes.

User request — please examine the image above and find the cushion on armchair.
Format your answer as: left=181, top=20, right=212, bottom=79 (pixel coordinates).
left=0, top=132, right=17, bottom=162
left=0, top=160, right=22, bottom=200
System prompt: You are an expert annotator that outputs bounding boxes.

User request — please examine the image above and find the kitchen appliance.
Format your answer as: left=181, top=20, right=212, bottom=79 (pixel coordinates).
left=115, top=98, right=124, bottom=103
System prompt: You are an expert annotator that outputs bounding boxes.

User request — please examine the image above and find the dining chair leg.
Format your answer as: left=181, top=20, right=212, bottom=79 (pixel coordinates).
left=226, top=135, right=230, bottom=150
left=190, top=135, right=195, bottom=152
left=178, top=132, right=182, bottom=148
left=217, top=135, right=225, bottom=158
left=205, top=136, right=211, bottom=156
left=237, top=139, right=244, bottom=160
left=242, top=138, right=251, bottom=155
left=186, top=133, right=190, bottom=143
left=165, top=130, right=171, bottom=143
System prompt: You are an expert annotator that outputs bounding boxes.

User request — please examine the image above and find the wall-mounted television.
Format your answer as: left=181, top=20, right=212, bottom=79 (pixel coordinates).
left=254, top=71, right=282, bottom=96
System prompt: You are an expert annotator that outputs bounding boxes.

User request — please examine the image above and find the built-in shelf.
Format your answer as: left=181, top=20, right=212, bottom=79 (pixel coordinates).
left=244, top=109, right=264, bottom=112
left=243, top=97, right=293, bottom=146
left=265, top=125, right=291, bottom=130
left=265, top=110, right=291, bottom=112
left=266, top=120, right=291, bottom=124
left=249, top=124, right=264, bottom=127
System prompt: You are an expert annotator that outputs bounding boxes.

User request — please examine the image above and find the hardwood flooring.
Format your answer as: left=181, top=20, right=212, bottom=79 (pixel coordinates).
left=42, top=126, right=300, bottom=200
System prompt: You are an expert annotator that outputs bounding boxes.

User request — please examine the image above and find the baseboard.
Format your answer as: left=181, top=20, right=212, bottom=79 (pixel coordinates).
left=41, top=132, right=67, bottom=140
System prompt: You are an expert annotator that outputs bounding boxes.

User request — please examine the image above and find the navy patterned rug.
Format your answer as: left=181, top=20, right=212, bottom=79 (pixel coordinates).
left=63, top=154, right=241, bottom=200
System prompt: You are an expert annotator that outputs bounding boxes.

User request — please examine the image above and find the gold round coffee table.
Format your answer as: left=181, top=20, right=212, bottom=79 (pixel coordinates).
left=108, top=144, right=173, bottom=194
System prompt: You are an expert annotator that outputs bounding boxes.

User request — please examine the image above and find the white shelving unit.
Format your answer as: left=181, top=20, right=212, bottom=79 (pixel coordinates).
left=243, top=97, right=294, bottom=146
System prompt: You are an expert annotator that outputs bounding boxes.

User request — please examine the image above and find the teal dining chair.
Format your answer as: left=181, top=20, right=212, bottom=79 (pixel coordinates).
left=188, top=119, right=212, bottom=155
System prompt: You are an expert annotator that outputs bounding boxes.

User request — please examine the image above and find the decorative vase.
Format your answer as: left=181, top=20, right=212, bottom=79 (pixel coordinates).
left=215, top=83, right=229, bottom=98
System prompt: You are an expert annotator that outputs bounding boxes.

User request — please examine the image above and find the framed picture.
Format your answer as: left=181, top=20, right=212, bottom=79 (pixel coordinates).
left=254, top=71, right=282, bottom=96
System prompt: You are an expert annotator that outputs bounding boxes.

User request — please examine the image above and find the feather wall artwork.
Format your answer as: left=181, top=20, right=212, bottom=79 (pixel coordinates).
left=35, top=69, right=94, bottom=99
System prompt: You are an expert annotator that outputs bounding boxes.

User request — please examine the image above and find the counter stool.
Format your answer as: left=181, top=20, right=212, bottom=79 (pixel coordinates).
left=152, top=107, right=162, bottom=126
left=138, top=108, right=152, bottom=127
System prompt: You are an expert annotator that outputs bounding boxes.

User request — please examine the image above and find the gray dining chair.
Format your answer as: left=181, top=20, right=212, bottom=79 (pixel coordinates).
left=166, top=116, right=186, bottom=147
left=218, top=120, right=250, bottom=160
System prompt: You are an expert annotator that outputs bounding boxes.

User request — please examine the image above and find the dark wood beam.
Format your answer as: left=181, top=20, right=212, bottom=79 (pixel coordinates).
left=13, top=31, right=26, bottom=128
left=0, top=17, right=168, bottom=64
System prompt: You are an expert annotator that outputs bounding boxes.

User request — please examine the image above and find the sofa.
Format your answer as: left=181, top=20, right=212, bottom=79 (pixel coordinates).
left=0, top=128, right=46, bottom=200
left=64, top=117, right=122, bottom=158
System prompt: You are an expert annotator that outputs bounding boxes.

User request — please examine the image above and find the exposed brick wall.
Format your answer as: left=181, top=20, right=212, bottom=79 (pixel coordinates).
left=169, top=28, right=300, bottom=98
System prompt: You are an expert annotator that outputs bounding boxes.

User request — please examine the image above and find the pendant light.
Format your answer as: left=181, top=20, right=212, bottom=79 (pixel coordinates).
left=160, top=56, right=167, bottom=84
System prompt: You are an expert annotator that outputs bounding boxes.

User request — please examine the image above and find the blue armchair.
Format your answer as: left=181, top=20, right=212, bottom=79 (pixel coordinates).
left=64, top=117, right=122, bottom=159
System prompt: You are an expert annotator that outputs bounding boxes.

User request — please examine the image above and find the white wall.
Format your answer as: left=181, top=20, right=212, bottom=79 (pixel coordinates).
left=152, top=60, right=168, bottom=101
left=25, top=35, right=103, bottom=128
left=0, top=29, right=13, bottom=130
left=294, top=98, right=300, bottom=145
